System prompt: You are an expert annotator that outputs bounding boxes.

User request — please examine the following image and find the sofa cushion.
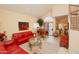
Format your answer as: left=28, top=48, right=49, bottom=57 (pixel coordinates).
left=5, top=40, right=16, bottom=46
left=12, top=31, right=34, bottom=45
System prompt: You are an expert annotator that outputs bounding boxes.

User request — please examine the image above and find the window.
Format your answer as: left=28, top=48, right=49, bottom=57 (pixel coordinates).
left=69, top=5, right=79, bottom=30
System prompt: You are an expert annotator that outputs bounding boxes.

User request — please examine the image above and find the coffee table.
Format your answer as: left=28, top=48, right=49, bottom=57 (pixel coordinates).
left=20, top=36, right=60, bottom=54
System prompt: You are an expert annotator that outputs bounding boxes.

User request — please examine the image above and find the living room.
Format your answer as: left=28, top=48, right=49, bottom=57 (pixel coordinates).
left=0, top=4, right=79, bottom=54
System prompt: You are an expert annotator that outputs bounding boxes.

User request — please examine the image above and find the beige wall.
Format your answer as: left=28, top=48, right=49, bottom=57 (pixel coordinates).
left=0, top=9, right=37, bottom=40
left=69, top=5, right=79, bottom=53
left=42, top=10, right=52, bottom=19
left=52, top=4, right=69, bottom=17
left=69, top=30, right=79, bottom=53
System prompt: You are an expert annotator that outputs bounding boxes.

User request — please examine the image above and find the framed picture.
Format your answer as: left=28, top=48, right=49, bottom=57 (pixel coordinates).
left=18, top=22, right=29, bottom=30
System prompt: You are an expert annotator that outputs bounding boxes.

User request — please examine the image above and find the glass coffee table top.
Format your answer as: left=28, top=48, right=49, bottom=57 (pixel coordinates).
left=20, top=36, right=60, bottom=54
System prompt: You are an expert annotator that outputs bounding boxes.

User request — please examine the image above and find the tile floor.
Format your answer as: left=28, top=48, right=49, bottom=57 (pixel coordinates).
left=20, top=36, right=69, bottom=54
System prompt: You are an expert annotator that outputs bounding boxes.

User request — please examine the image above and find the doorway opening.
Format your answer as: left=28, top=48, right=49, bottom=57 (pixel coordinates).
left=55, top=15, right=69, bottom=49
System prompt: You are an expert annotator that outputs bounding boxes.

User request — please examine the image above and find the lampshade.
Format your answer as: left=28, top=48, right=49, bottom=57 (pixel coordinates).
left=33, top=23, right=40, bottom=29
left=59, top=24, right=64, bottom=30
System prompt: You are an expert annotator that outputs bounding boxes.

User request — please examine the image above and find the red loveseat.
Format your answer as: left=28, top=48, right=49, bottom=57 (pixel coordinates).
left=12, top=31, right=35, bottom=45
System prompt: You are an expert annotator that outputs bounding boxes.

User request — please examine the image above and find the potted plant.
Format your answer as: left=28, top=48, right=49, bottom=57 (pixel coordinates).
left=37, top=18, right=44, bottom=27
left=37, top=18, right=46, bottom=39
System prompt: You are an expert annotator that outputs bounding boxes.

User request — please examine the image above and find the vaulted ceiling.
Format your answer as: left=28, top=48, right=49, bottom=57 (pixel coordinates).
left=0, top=4, right=53, bottom=18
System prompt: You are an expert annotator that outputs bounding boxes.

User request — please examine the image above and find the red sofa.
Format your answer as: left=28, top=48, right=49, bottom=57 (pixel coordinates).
left=5, top=40, right=29, bottom=54
left=0, top=40, right=29, bottom=54
left=12, top=31, right=35, bottom=45
left=0, top=40, right=28, bottom=54
left=0, top=31, right=35, bottom=54
left=0, top=42, right=9, bottom=54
